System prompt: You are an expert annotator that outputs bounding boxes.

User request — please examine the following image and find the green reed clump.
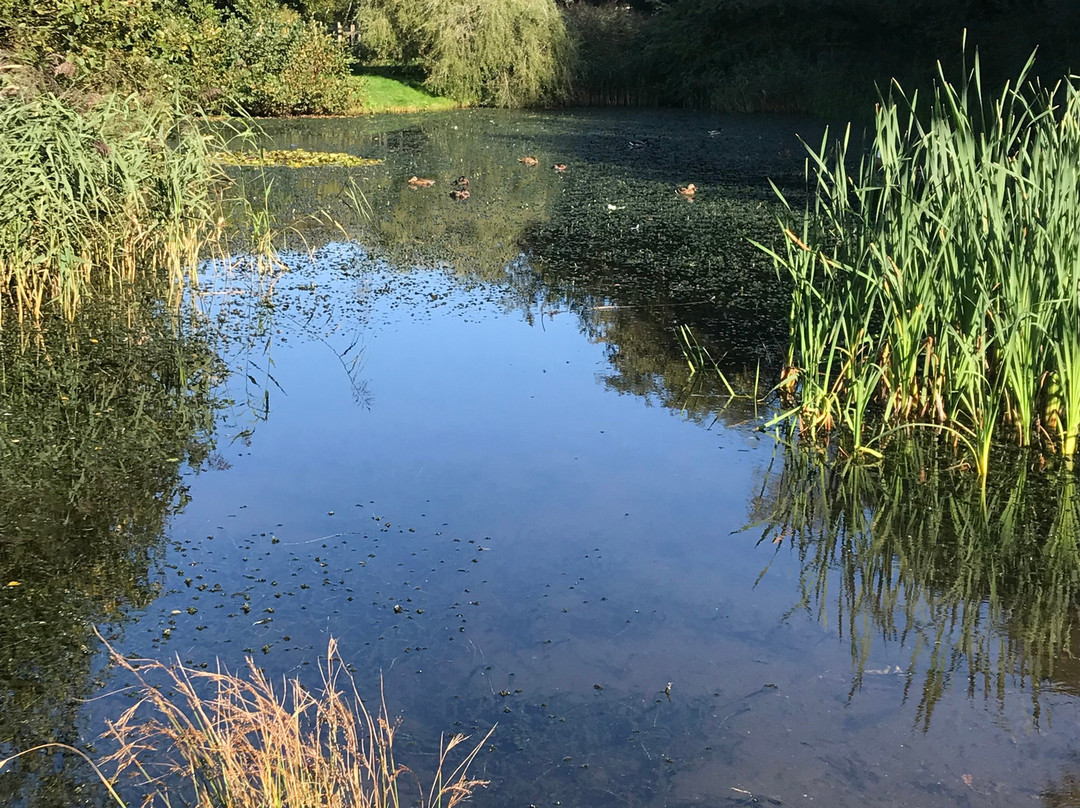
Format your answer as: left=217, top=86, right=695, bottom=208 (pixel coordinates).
left=761, top=50, right=1080, bottom=475
left=0, top=90, right=223, bottom=322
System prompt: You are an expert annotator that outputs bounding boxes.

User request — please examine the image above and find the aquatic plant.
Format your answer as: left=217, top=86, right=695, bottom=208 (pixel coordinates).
left=0, top=89, right=222, bottom=322
left=760, top=49, right=1080, bottom=474
left=1, top=637, right=492, bottom=808
left=217, top=148, right=383, bottom=168
left=102, top=638, right=493, bottom=808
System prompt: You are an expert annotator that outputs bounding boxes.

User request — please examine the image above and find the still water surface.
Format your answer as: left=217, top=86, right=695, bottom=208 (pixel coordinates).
left=4, top=108, right=1080, bottom=808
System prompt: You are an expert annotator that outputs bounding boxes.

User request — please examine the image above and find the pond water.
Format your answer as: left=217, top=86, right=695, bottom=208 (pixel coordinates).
left=4, top=108, right=1080, bottom=808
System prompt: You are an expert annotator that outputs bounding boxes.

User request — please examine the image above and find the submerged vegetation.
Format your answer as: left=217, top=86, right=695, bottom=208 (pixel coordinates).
left=762, top=52, right=1080, bottom=475
left=217, top=148, right=383, bottom=167
left=6, top=0, right=1080, bottom=799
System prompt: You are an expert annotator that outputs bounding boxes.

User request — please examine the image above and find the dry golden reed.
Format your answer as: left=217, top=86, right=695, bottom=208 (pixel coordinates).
left=102, top=638, right=493, bottom=808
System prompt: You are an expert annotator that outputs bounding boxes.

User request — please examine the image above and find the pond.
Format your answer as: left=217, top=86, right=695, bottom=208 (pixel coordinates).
left=4, top=108, right=1080, bottom=808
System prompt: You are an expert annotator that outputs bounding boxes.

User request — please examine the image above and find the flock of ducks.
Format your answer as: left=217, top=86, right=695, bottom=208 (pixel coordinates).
left=408, top=157, right=697, bottom=202
left=449, top=175, right=470, bottom=200
left=406, top=158, right=570, bottom=201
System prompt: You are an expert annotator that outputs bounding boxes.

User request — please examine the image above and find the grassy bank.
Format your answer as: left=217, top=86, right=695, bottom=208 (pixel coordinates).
left=350, top=69, right=460, bottom=113
left=761, top=51, right=1080, bottom=476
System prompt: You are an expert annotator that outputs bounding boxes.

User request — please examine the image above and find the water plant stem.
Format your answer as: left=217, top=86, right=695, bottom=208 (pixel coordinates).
left=759, top=46, right=1080, bottom=473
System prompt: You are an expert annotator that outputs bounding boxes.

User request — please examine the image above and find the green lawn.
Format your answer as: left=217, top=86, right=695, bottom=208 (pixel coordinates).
left=347, top=73, right=461, bottom=114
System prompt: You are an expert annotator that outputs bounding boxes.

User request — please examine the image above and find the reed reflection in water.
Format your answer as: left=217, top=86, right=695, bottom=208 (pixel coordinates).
left=751, top=440, right=1080, bottom=729
left=0, top=291, right=228, bottom=808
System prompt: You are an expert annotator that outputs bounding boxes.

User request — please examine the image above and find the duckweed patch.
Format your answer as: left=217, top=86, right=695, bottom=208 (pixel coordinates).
left=216, top=148, right=384, bottom=168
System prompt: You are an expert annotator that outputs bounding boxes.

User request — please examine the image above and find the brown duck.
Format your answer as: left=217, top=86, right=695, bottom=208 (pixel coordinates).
left=450, top=189, right=470, bottom=200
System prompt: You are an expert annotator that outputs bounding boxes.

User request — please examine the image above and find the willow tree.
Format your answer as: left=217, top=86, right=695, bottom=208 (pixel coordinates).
left=353, top=0, right=429, bottom=63
left=355, top=0, right=573, bottom=107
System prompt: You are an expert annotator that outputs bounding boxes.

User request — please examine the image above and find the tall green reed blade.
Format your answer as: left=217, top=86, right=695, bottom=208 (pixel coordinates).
left=0, top=88, right=229, bottom=322
left=758, top=45, right=1080, bottom=475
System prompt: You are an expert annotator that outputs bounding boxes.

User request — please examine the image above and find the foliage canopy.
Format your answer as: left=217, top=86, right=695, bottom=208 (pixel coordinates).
left=354, top=0, right=573, bottom=107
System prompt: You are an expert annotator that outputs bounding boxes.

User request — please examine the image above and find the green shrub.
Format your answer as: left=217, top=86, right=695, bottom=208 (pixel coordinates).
left=352, top=0, right=572, bottom=107
left=0, top=0, right=174, bottom=91
left=187, top=0, right=353, bottom=116
left=352, top=0, right=428, bottom=64
left=0, top=0, right=352, bottom=116
left=422, top=0, right=573, bottom=107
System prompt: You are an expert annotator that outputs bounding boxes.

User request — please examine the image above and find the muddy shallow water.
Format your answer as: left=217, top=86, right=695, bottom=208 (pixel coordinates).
left=4, top=109, right=1080, bottom=808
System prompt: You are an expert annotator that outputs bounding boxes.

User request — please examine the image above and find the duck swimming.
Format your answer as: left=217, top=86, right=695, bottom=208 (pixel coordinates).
left=518, top=156, right=539, bottom=166
left=450, top=189, right=470, bottom=200
left=553, top=163, right=567, bottom=172
left=677, top=183, right=697, bottom=199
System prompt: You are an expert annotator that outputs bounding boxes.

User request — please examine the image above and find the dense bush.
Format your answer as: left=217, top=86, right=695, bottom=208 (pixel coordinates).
left=0, top=0, right=354, bottom=116
left=424, top=0, right=573, bottom=106
left=352, top=0, right=428, bottom=64
left=561, top=0, right=1080, bottom=115
left=562, top=2, right=653, bottom=106
left=184, top=0, right=353, bottom=115
left=0, top=0, right=173, bottom=91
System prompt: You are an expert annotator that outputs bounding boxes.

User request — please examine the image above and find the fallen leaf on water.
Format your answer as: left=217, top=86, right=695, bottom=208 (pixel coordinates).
left=6, top=581, right=20, bottom=587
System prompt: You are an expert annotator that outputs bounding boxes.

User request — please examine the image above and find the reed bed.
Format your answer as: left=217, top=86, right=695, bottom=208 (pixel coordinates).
left=103, top=638, right=493, bottom=808
left=761, top=50, right=1080, bottom=475
left=0, top=90, right=224, bottom=323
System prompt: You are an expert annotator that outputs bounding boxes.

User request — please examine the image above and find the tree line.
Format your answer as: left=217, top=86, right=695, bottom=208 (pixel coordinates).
left=1, top=0, right=1077, bottom=115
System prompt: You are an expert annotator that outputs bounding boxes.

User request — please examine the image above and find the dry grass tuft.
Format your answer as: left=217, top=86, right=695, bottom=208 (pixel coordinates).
left=103, top=638, right=493, bottom=808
